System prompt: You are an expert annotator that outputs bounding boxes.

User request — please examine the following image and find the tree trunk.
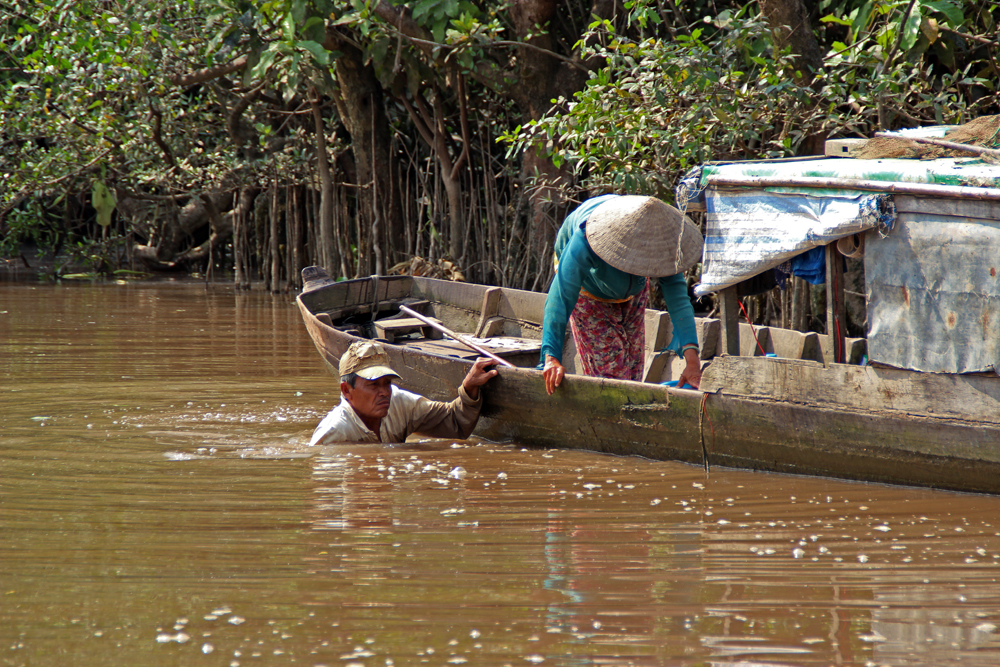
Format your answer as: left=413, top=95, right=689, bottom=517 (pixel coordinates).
left=324, top=33, right=404, bottom=272
left=128, top=189, right=234, bottom=263
left=522, top=147, right=570, bottom=290
left=269, top=181, right=281, bottom=292
left=371, top=0, right=616, bottom=285
left=507, top=0, right=617, bottom=286
left=758, top=0, right=823, bottom=80
left=310, top=94, right=338, bottom=277
left=399, top=89, right=467, bottom=262
left=232, top=186, right=256, bottom=289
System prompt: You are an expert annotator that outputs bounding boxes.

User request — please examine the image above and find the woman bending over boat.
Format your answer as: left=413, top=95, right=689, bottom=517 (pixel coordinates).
left=540, top=194, right=704, bottom=395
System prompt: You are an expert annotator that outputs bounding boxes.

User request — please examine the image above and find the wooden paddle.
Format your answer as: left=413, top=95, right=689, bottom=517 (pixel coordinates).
left=397, top=304, right=515, bottom=368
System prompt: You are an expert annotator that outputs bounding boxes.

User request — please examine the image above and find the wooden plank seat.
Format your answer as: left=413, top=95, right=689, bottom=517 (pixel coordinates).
left=374, top=316, right=444, bottom=343
left=403, top=339, right=483, bottom=360
left=464, top=335, right=542, bottom=358
left=400, top=335, right=543, bottom=366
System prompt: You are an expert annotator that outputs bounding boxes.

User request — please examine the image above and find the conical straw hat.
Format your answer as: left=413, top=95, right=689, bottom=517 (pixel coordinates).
left=585, top=195, right=703, bottom=277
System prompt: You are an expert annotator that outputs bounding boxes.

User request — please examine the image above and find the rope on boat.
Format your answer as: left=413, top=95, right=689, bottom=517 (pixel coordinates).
left=736, top=298, right=768, bottom=356
left=699, top=392, right=714, bottom=476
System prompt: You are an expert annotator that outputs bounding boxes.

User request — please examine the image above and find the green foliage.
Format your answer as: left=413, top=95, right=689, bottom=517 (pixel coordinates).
left=507, top=0, right=998, bottom=201
left=91, top=179, right=116, bottom=227
left=2, top=1, right=237, bottom=221
left=221, top=0, right=339, bottom=100
left=333, top=0, right=506, bottom=93
left=3, top=0, right=997, bottom=287
left=0, top=0, right=336, bottom=266
left=506, top=7, right=821, bottom=200
left=0, top=202, right=56, bottom=258
left=821, top=0, right=967, bottom=56
left=820, top=0, right=997, bottom=125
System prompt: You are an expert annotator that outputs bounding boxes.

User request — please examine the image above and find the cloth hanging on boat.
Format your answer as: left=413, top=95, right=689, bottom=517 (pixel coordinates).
left=682, top=181, right=892, bottom=296
left=736, top=269, right=779, bottom=296
left=770, top=250, right=846, bottom=290
left=789, top=246, right=826, bottom=285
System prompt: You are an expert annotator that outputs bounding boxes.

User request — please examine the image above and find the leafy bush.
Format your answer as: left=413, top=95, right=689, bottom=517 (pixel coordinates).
left=507, top=0, right=997, bottom=201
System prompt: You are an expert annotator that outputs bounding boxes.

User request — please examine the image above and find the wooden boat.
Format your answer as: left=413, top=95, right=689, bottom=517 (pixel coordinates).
left=297, top=265, right=1000, bottom=495
left=298, top=125, right=1000, bottom=493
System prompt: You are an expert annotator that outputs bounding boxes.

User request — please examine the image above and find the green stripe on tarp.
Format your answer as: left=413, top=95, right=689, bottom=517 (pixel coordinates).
left=697, top=157, right=1000, bottom=197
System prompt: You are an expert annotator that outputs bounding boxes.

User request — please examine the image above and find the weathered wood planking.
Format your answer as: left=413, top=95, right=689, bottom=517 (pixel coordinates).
left=412, top=279, right=490, bottom=333
left=476, top=366, right=704, bottom=465
left=493, top=285, right=546, bottom=338
left=477, top=366, right=1000, bottom=493
left=701, top=355, right=1000, bottom=425
left=473, top=287, right=503, bottom=337
left=697, top=393, right=1000, bottom=493
left=699, top=322, right=866, bottom=365
left=826, top=242, right=847, bottom=363
left=298, top=274, right=414, bottom=320
left=895, top=195, right=1000, bottom=221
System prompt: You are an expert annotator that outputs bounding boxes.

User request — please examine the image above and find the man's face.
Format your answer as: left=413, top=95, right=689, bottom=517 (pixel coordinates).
left=342, top=375, right=393, bottom=420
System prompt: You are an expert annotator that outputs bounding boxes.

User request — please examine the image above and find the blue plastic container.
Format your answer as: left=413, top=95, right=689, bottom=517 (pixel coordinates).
left=663, top=380, right=694, bottom=389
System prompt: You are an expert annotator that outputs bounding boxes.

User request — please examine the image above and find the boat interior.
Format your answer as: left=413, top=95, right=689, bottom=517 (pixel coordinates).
left=300, top=275, right=548, bottom=369
left=298, top=273, right=869, bottom=383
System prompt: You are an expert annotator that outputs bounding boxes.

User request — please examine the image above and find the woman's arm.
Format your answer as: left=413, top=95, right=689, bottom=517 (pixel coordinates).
left=658, top=274, right=702, bottom=388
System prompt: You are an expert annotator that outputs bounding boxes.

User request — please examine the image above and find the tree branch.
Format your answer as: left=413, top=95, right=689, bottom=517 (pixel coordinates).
left=148, top=101, right=178, bottom=170
left=116, top=187, right=189, bottom=202
left=938, top=26, right=997, bottom=46
left=400, top=92, right=437, bottom=156
left=168, top=55, right=248, bottom=87
left=48, top=102, right=122, bottom=150
left=450, top=74, right=471, bottom=180
left=884, top=0, right=918, bottom=73
left=0, top=149, right=113, bottom=228
left=478, top=40, right=589, bottom=72
left=226, top=81, right=264, bottom=147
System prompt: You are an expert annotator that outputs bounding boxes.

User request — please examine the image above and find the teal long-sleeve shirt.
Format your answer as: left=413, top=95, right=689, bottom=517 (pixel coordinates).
left=540, top=195, right=699, bottom=363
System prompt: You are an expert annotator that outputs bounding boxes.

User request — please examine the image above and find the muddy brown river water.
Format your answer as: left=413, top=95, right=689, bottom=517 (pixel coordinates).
left=3, top=280, right=1000, bottom=666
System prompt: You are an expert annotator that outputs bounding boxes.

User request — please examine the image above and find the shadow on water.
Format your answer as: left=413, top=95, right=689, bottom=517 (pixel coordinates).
left=4, top=280, right=1000, bottom=666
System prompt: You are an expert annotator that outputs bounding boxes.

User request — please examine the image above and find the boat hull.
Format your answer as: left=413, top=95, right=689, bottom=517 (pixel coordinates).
left=297, top=274, right=1000, bottom=494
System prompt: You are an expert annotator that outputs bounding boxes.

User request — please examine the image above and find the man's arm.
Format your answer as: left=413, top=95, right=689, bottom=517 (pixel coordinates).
left=408, top=358, right=497, bottom=439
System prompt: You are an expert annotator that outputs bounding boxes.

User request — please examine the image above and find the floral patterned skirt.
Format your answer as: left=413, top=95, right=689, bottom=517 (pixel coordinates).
left=568, top=282, right=648, bottom=381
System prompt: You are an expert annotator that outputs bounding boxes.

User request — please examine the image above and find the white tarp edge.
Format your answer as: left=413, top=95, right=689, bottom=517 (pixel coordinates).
left=693, top=186, right=895, bottom=297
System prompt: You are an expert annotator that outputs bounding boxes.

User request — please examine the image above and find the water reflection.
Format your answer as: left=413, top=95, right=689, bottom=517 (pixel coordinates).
left=4, top=281, right=1000, bottom=666
left=301, top=442, right=1000, bottom=665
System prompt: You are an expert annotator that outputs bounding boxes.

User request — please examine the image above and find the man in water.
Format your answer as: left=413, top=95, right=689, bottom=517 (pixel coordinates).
left=310, top=340, right=498, bottom=445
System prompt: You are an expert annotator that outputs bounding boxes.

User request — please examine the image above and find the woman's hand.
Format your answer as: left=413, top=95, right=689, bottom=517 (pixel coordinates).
left=677, top=348, right=702, bottom=389
left=543, top=355, right=565, bottom=395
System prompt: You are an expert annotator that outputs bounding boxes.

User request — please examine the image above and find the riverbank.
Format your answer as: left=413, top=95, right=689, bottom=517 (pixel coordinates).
left=1, top=243, right=234, bottom=284
left=1, top=243, right=100, bottom=280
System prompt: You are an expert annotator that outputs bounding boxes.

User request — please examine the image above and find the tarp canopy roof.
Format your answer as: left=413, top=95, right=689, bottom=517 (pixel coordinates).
left=677, top=156, right=1000, bottom=297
